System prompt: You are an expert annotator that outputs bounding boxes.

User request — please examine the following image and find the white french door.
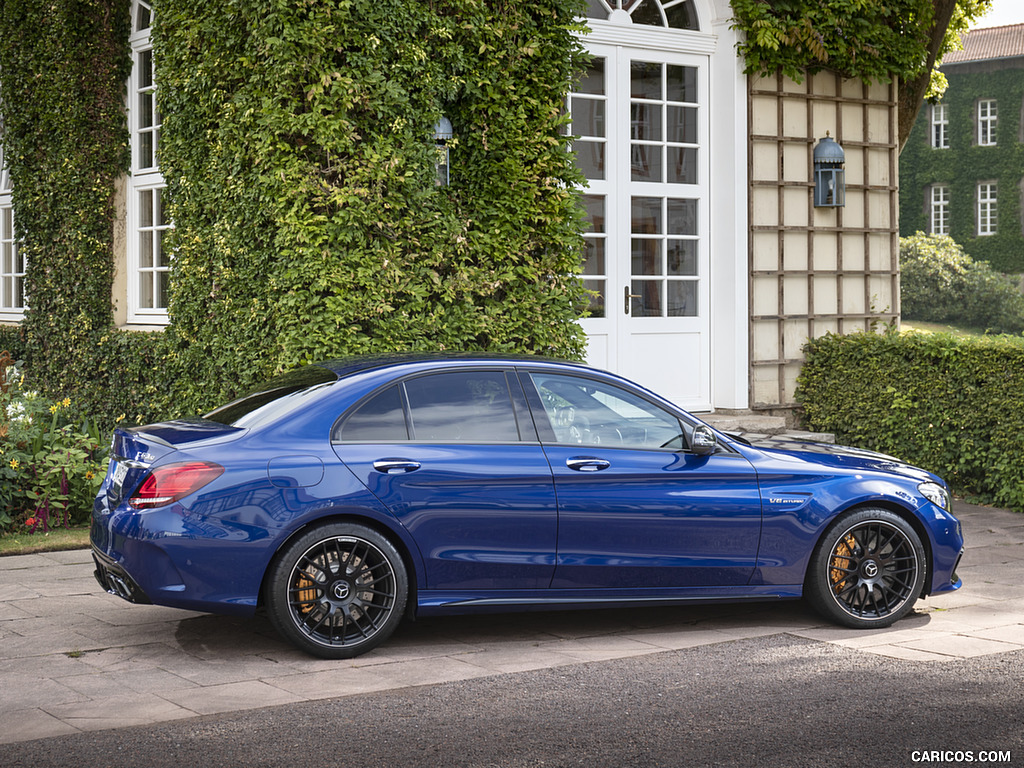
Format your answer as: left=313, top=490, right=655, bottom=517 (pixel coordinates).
left=573, top=44, right=711, bottom=410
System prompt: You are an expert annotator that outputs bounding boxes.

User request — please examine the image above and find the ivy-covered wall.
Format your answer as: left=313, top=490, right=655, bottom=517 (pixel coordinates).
left=1, top=0, right=589, bottom=425
left=0, top=0, right=133, bottom=416
left=899, top=62, right=1024, bottom=274
left=154, top=0, right=590, bottom=414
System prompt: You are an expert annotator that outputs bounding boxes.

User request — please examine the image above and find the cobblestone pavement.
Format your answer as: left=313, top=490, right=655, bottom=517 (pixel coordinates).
left=1, top=501, right=1021, bottom=745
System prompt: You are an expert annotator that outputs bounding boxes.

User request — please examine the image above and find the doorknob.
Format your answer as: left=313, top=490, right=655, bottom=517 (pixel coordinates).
left=372, top=459, right=421, bottom=474
left=566, top=457, right=611, bottom=472
left=624, top=285, right=641, bottom=314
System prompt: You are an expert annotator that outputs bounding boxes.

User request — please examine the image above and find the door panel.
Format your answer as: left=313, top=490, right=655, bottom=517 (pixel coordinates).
left=338, top=443, right=558, bottom=591
left=545, top=446, right=762, bottom=588
left=521, top=369, right=761, bottom=588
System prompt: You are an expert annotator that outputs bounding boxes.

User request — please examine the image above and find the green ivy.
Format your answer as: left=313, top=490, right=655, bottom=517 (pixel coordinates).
left=797, top=329, right=1024, bottom=512
left=155, top=0, right=591, bottom=414
left=0, top=0, right=142, bottom=424
left=899, top=67, right=1024, bottom=274
left=1, top=0, right=590, bottom=427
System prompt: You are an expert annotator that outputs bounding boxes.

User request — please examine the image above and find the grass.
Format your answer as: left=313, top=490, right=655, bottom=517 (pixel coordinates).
left=901, top=320, right=988, bottom=339
left=0, top=525, right=90, bottom=557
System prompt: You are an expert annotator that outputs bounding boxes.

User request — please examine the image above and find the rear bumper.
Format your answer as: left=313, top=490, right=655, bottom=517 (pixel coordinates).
left=92, top=547, right=152, bottom=605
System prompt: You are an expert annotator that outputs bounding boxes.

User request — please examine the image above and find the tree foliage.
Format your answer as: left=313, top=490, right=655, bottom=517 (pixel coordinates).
left=729, top=0, right=993, bottom=149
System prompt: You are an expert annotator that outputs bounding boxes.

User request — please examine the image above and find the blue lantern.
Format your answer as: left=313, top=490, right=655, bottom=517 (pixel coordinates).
left=813, top=133, right=845, bottom=208
left=434, top=117, right=454, bottom=187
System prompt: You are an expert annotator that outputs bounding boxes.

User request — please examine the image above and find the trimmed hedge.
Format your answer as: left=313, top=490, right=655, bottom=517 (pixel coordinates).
left=797, top=330, right=1024, bottom=512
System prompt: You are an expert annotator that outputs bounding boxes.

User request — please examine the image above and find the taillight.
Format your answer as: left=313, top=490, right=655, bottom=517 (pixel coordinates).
left=128, top=461, right=225, bottom=509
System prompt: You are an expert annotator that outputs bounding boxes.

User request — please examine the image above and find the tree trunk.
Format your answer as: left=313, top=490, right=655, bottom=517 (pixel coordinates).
left=897, top=0, right=960, bottom=152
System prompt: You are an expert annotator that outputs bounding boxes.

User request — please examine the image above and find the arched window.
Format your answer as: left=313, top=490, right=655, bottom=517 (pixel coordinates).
left=584, top=0, right=699, bottom=29
left=127, top=0, right=170, bottom=324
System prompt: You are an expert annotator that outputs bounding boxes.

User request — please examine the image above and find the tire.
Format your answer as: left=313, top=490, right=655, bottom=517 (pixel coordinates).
left=805, top=508, right=926, bottom=629
left=266, top=522, right=408, bottom=659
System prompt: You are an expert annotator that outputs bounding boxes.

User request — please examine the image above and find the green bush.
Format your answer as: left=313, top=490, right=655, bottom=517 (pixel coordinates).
left=900, top=232, right=1024, bottom=334
left=797, top=329, right=1024, bottom=512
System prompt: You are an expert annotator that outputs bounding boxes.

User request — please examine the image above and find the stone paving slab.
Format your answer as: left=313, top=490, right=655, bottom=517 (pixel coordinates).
left=0, top=500, right=1021, bottom=745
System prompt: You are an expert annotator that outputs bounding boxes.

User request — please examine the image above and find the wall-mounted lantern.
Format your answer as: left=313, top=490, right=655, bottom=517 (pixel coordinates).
left=813, top=132, right=845, bottom=208
left=434, top=116, right=454, bottom=187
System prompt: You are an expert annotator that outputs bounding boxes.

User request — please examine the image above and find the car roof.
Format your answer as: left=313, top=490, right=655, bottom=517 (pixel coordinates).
left=314, top=352, right=591, bottom=379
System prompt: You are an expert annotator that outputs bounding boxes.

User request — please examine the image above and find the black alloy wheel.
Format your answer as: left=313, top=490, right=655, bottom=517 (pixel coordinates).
left=266, top=523, right=408, bottom=659
left=806, top=508, right=926, bottom=629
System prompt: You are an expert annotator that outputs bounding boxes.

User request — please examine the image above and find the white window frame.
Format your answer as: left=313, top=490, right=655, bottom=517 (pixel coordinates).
left=977, top=182, right=997, bottom=236
left=929, top=184, right=949, bottom=236
left=0, top=148, right=27, bottom=320
left=930, top=103, right=948, bottom=149
left=977, top=99, right=997, bottom=147
left=127, top=0, right=170, bottom=325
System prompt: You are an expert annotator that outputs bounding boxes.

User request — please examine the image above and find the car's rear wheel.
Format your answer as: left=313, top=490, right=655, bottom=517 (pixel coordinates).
left=805, top=508, right=926, bottom=629
left=266, top=522, right=408, bottom=659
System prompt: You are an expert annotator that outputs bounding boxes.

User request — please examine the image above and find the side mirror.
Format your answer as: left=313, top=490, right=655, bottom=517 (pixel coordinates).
left=691, top=425, right=717, bottom=456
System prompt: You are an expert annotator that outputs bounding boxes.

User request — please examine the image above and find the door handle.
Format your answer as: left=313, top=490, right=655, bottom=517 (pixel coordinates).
left=566, top=457, right=610, bottom=472
left=624, top=285, right=641, bottom=314
left=372, top=459, right=422, bottom=474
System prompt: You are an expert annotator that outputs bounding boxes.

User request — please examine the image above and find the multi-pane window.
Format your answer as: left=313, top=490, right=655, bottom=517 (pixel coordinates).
left=978, top=99, right=997, bottom=146
left=929, top=184, right=950, bottom=236
left=128, top=0, right=170, bottom=323
left=977, top=182, right=997, bottom=236
left=0, top=148, right=26, bottom=318
left=930, top=104, right=948, bottom=149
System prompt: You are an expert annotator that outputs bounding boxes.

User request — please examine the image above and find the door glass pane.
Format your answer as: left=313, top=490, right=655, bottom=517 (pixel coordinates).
left=666, top=65, right=697, bottom=103
left=582, top=194, right=606, bottom=317
left=667, top=147, right=697, bottom=184
left=631, top=145, right=661, bottom=182
left=667, top=106, right=697, bottom=144
left=632, top=197, right=662, bottom=233
left=668, top=280, right=697, bottom=316
left=406, top=372, right=520, bottom=442
left=667, top=199, right=697, bottom=234
left=667, top=240, right=697, bottom=275
left=631, top=239, right=661, bottom=276
left=571, top=59, right=607, bottom=181
left=631, top=103, right=661, bottom=142
left=630, top=62, right=661, bottom=100
left=572, top=98, right=605, bottom=138
left=527, top=372, right=683, bottom=449
left=631, top=279, right=662, bottom=316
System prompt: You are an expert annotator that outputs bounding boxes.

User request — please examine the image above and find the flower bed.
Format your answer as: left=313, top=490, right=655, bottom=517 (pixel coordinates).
left=1, top=354, right=107, bottom=534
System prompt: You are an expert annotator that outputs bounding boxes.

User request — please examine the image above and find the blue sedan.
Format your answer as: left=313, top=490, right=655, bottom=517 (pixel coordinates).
left=91, top=355, right=964, bottom=658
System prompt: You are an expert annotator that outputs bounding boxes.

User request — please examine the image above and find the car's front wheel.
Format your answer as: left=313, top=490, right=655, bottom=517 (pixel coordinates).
left=266, top=522, right=408, bottom=659
left=805, top=508, right=926, bottom=628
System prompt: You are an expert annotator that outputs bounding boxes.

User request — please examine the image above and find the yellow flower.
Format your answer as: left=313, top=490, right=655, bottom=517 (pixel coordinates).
left=9, top=459, right=18, bottom=469
left=61, top=397, right=71, bottom=407
left=49, top=405, right=59, bottom=414
left=85, top=471, right=95, bottom=480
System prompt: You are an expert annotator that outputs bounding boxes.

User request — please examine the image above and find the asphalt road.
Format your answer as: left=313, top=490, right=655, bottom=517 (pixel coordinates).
left=2, top=634, right=1021, bottom=768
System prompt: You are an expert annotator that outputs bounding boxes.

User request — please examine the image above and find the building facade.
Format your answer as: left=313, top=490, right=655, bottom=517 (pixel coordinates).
left=900, top=23, right=1024, bottom=275
left=1, top=0, right=903, bottom=414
